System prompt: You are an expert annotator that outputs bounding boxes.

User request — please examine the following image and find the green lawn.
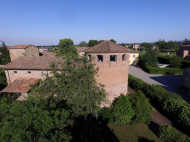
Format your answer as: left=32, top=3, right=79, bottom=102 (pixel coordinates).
left=108, top=123, right=162, bottom=142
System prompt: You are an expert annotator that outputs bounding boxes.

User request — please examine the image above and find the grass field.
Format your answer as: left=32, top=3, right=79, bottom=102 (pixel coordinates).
left=108, top=123, right=162, bottom=142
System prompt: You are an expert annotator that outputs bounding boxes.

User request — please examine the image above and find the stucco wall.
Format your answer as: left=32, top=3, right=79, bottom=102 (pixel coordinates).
left=25, top=46, right=39, bottom=57
left=129, top=53, right=139, bottom=65
left=9, top=49, right=25, bottom=61
left=87, top=52, right=129, bottom=105
left=5, top=70, right=52, bottom=84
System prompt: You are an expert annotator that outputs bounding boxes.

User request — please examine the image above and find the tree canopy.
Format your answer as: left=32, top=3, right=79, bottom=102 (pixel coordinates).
left=31, top=42, right=108, bottom=117
left=182, top=38, right=190, bottom=45
left=79, top=41, right=87, bottom=47
left=56, top=39, right=78, bottom=58
left=0, top=96, right=71, bottom=142
left=110, top=39, right=116, bottom=43
left=87, top=40, right=100, bottom=47
left=0, top=41, right=11, bottom=65
left=140, top=42, right=153, bottom=49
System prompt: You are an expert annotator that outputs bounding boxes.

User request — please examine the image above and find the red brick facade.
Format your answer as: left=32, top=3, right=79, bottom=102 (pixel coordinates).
left=87, top=52, right=129, bottom=105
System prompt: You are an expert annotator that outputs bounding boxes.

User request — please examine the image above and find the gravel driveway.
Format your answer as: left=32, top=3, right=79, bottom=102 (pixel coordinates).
left=129, top=66, right=183, bottom=93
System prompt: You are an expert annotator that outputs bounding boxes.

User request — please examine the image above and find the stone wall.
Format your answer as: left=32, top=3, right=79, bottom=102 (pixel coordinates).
left=9, top=49, right=25, bottom=61
left=25, top=46, right=39, bottom=57
left=87, top=52, right=129, bottom=105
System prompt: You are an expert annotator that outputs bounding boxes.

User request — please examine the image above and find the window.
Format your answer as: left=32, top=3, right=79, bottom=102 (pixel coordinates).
left=129, top=55, right=130, bottom=58
left=88, top=55, right=91, bottom=60
left=110, top=55, right=117, bottom=62
left=14, top=71, right=17, bottom=74
left=42, top=71, right=47, bottom=74
left=133, top=55, right=136, bottom=58
left=97, top=55, right=103, bottom=62
left=28, top=71, right=31, bottom=74
left=122, top=54, right=126, bottom=61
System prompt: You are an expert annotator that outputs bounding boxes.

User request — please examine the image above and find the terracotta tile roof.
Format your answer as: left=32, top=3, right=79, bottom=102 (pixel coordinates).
left=77, top=47, right=90, bottom=52
left=3, top=55, right=64, bottom=70
left=86, top=40, right=131, bottom=53
left=1, top=78, right=39, bottom=93
left=8, top=45, right=31, bottom=49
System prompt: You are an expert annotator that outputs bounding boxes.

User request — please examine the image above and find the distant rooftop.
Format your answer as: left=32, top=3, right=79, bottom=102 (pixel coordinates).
left=8, top=45, right=31, bottom=49
left=3, top=54, right=64, bottom=70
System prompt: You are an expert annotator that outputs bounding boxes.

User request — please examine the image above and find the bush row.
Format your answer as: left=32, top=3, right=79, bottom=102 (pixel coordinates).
left=99, top=91, right=152, bottom=125
left=143, top=66, right=183, bottom=74
left=128, top=74, right=190, bottom=134
left=159, top=125, right=190, bottom=142
left=158, top=56, right=190, bottom=68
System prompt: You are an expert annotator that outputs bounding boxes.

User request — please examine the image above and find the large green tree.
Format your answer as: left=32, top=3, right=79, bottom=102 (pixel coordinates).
left=0, top=96, right=71, bottom=142
left=166, top=40, right=178, bottom=52
left=155, top=39, right=167, bottom=50
left=31, top=53, right=107, bottom=117
left=79, top=41, right=87, bottom=47
left=140, top=42, right=153, bottom=50
left=87, top=40, right=99, bottom=47
left=183, top=38, right=190, bottom=45
left=56, top=39, right=78, bottom=58
left=0, top=41, right=11, bottom=65
left=144, top=48, right=158, bottom=67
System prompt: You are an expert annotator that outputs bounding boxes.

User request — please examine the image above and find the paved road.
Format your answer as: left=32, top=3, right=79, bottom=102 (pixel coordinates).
left=129, top=66, right=183, bottom=93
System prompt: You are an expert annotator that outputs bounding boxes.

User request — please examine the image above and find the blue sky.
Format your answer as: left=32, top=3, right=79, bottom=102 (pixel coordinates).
left=0, top=0, right=190, bottom=46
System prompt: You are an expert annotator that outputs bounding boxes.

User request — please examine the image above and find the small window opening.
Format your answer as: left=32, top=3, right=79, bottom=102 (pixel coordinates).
left=133, top=55, right=136, bottom=58
left=88, top=55, right=91, bottom=60
left=97, top=55, right=103, bottom=62
left=122, top=54, right=126, bottom=61
left=28, top=71, right=31, bottom=74
left=14, top=71, right=17, bottom=74
left=110, top=55, right=116, bottom=62
left=42, top=71, right=47, bottom=74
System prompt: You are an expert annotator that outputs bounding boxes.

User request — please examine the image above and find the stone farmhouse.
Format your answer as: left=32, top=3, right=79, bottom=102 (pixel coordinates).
left=1, top=41, right=130, bottom=104
left=176, top=45, right=190, bottom=60
left=8, top=45, right=39, bottom=61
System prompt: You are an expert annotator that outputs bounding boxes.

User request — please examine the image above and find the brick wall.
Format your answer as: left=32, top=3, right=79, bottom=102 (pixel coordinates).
left=87, top=52, right=129, bottom=105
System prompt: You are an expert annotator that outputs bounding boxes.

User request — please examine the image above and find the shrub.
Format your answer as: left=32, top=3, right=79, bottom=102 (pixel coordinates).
left=157, top=56, right=170, bottom=64
left=159, top=125, right=190, bottom=142
left=128, top=74, right=190, bottom=134
left=158, top=56, right=190, bottom=68
left=181, top=60, right=190, bottom=68
left=98, top=107, right=114, bottom=124
left=143, top=66, right=183, bottom=74
left=129, top=91, right=152, bottom=125
left=112, top=95, right=135, bottom=125
left=162, top=98, right=190, bottom=131
left=169, top=56, right=182, bottom=68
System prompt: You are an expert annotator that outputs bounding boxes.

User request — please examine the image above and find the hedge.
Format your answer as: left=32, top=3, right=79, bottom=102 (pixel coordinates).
left=157, top=56, right=170, bottom=64
left=159, top=125, right=190, bottom=142
left=158, top=56, right=190, bottom=69
left=128, top=74, right=190, bottom=134
left=143, top=66, right=183, bottom=74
